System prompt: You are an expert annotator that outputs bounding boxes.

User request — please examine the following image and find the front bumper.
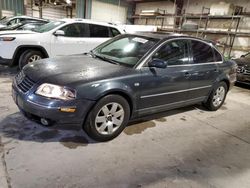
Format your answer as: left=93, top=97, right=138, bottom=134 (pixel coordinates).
left=0, top=56, right=12, bottom=65
left=12, top=82, right=95, bottom=125
left=237, top=73, right=250, bottom=84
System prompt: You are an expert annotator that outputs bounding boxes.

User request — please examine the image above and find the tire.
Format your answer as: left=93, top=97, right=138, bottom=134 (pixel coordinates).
left=84, top=95, right=130, bottom=142
left=204, top=82, right=228, bottom=111
left=19, top=50, right=43, bottom=69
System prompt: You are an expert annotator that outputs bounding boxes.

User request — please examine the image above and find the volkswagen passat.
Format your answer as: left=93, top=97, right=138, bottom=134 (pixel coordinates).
left=12, top=33, right=237, bottom=141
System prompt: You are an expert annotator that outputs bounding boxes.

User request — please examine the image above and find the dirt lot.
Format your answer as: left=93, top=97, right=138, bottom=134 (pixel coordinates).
left=0, top=65, right=250, bottom=188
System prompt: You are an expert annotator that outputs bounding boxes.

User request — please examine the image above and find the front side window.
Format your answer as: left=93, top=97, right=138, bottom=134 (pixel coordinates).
left=191, top=40, right=214, bottom=64
left=60, top=23, right=89, bottom=37
left=153, top=40, right=189, bottom=66
left=89, top=24, right=110, bottom=38
left=93, top=35, right=159, bottom=66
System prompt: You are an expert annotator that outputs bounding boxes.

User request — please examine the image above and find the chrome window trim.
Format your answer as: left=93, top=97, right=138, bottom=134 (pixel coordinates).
left=139, top=96, right=206, bottom=111
left=140, top=85, right=212, bottom=99
left=136, top=37, right=223, bottom=70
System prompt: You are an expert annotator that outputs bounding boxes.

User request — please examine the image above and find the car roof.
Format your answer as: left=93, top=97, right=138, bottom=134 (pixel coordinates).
left=59, top=18, right=120, bottom=28
left=129, top=32, right=214, bottom=43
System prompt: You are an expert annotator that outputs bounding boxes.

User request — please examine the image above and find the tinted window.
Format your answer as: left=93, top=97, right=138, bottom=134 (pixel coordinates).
left=61, top=23, right=89, bottom=37
left=89, top=24, right=109, bottom=38
left=153, top=40, right=189, bottom=66
left=191, top=40, right=214, bottom=64
left=214, top=49, right=223, bottom=61
left=110, top=27, right=120, bottom=37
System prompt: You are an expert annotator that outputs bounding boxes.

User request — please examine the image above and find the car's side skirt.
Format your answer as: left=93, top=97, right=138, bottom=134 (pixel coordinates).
left=137, top=96, right=206, bottom=116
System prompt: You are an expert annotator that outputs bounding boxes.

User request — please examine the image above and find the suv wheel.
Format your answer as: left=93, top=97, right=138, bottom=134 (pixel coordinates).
left=19, top=50, right=43, bottom=69
left=84, top=95, right=130, bottom=142
left=204, top=82, right=228, bottom=111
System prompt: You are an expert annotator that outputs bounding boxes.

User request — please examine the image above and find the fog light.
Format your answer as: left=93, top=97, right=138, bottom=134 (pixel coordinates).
left=60, top=107, right=76, bottom=113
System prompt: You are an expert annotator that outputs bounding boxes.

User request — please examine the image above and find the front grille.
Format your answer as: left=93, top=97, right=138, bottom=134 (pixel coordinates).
left=15, top=71, right=35, bottom=93
left=237, top=66, right=250, bottom=75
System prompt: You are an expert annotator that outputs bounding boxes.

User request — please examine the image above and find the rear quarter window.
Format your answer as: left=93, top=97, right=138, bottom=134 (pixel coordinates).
left=191, top=40, right=214, bottom=64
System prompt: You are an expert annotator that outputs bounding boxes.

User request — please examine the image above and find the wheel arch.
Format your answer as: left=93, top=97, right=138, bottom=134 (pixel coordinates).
left=82, top=89, right=135, bottom=127
left=12, top=45, right=49, bottom=65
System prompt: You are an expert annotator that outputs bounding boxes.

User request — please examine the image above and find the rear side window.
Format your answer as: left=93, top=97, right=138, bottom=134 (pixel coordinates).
left=89, top=24, right=109, bottom=38
left=214, top=49, right=223, bottom=62
left=153, top=40, right=189, bottom=66
left=110, top=27, right=121, bottom=37
left=191, top=40, right=214, bottom=64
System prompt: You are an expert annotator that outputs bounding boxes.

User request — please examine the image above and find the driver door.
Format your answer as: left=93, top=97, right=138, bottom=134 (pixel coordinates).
left=138, top=39, right=192, bottom=115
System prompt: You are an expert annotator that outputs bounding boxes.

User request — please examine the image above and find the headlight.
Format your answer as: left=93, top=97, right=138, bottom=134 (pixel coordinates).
left=0, top=37, right=16, bottom=41
left=35, top=83, right=76, bottom=100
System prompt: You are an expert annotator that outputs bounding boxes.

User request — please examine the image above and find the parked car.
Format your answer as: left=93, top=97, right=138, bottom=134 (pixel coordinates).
left=0, top=21, right=48, bottom=31
left=0, top=16, right=48, bottom=29
left=0, top=18, right=124, bottom=69
left=12, top=33, right=237, bottom=141
left=234, top=52, right=250, bottom=84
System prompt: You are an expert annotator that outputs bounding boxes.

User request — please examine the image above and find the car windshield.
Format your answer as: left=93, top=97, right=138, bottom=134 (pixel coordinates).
left=33, top=21, right=65, bottom=33
left=93, top=35, right=159, bottom=67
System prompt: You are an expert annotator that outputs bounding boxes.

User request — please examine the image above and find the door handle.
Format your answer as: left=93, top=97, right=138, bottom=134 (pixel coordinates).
left=214, top=69, right=219, bottom=72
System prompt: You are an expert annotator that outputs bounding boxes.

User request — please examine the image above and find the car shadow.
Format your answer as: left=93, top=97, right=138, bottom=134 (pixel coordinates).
left=0, top=65, right=18, bottom=78
left=0, top=104, right=207, bottom=148
left=235, top=82, right=250, bottom=89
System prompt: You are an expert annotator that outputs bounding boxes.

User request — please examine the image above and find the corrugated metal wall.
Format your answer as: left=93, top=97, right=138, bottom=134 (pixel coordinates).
left=0, top=0, right=24, bottom=18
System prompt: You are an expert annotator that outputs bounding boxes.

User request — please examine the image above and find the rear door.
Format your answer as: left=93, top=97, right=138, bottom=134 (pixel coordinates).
left=138, top=39, right=192, bottom=115
left=187, top=39, right=222, bottom=100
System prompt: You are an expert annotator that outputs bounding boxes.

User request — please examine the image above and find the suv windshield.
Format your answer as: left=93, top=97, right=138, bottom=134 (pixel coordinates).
left=33, top=21, right=65, bottom=33
left=93, top=35, right=159, bottom=67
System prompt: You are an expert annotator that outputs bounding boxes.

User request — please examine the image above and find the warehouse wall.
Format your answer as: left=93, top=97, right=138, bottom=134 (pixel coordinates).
left=183, top=0, right=250, bottom=57
left=0, top=0, right=24, bottom=18
left=91, top=0, right=127, bottom=23
left=134, top=1, right=175, bottom=28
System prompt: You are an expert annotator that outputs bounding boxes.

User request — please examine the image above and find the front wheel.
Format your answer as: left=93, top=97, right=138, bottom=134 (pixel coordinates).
left=19, top=50, right=43, bottom=69
left=204, top=82, right=228, bottom=111
left=84, top=95, right=130, bottom=142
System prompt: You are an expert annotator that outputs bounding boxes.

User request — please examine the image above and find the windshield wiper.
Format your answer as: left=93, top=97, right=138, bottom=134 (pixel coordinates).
left=94, top=54, right=120, bottom=65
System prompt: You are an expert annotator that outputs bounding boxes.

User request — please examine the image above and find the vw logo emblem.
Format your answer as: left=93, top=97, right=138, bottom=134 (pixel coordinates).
left=16, top=71, right=25, bottom=85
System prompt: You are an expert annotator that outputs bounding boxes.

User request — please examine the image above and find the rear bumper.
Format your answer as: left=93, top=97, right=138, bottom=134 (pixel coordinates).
left=0, top=56, right=12, bottom=65
left=12, top=82, right=95, bottom=125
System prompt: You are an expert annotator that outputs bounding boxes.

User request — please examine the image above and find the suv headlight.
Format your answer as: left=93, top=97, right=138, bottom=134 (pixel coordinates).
left=0, top=37, right=16, bottom=41
left=36, top=83, right=76, bottom=100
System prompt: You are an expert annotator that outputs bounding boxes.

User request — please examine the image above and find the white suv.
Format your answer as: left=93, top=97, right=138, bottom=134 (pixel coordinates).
left=0, top=18, right=124, bottom=68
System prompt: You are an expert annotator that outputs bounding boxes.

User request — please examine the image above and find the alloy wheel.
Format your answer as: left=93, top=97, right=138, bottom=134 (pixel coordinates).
left=212, top=86, right=225, bottom=107
left=95, top=102, right=124, bottom=135
left=28, top=55, right=41, bottom=64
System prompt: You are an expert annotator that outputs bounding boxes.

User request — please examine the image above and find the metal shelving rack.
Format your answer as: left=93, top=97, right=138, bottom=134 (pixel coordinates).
left=129, top=6, right=250, bottom=57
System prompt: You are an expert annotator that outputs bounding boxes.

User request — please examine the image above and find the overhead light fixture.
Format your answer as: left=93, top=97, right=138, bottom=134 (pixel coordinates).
left=66, top=0, right=71, bottom=4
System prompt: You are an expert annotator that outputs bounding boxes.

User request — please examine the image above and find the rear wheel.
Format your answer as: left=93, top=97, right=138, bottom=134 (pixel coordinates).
left=19, top=50, right=43, bottom=69
left=84, top=95, right=130, bottom=142
left=204, top=82, right=228, bottom=111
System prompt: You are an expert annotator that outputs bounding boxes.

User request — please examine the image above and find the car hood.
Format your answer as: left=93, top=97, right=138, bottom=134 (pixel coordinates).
left=0, top=30, right=35, bottom=36
left=234, top=58, right=250, bottom=66
left=23, top=55, right=132, bottom=86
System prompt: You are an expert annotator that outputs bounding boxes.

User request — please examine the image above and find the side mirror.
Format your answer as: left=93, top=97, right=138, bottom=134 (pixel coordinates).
left=54, top=30, right=65, bottom=36
left=148, top=58, right=167, bottom=69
